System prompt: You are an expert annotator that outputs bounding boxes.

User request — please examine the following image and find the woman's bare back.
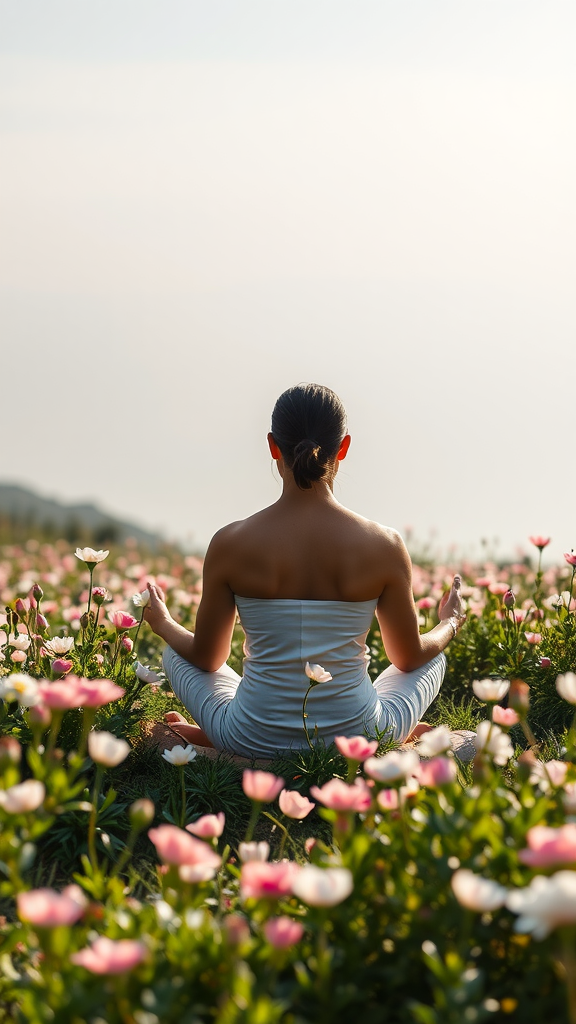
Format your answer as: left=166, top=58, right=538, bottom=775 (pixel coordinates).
left=214, top=495, right=401, bottom=602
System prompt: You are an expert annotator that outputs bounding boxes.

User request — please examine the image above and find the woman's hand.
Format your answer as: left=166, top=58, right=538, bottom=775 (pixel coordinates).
left=143, top=581, right=172, bottom=638
left=438, top=574, right=466, bottom=625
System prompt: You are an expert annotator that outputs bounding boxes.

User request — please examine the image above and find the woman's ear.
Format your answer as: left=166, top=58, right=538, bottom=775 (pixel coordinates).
left=336, top=434, right=351, bottom=461
left=267, top=433, right=282, bottom=460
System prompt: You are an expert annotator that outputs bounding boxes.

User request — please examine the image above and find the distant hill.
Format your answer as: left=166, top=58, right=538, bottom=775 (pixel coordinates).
left=0, top=483, right=165, bottom=549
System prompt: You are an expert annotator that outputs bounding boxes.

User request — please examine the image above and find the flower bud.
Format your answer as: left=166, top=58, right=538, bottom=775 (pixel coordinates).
left=91, top=587, right=108, bottom=606
left=129, top=798, right=155, bottom=830
left=80, top=612, right=90, bottom=631
left=509, top=678, right=530, bottom=715
left=223, top=914, right=250, bottom=945
left=540, top=656, right=551, bottom=669
left=14, top=598, right=28, bottom=619
left=28, top=703, right=52, bottom=728
left=52, top=658, right=73, bottom=678
left=36, top=613, right=48, bottom=632
left=120, top=636, right=134, bottom=654
left=32, top=584, right=44, bottom=603
left=503, top=589, right=515, bottom=609
left=516, top=749, right=538, bottom=783
left=0, top=735, right=22, bottom=766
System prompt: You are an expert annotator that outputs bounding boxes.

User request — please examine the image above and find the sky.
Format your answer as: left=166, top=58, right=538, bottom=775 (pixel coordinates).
left=1, top=1, right=574, bottom=565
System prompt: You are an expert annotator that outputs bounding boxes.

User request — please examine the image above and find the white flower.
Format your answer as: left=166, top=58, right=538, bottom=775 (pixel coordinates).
left=364, top=749, right=420, bottom=784
left=238, top=841, right=270, bottom=863
left=0, top=673, right=39, bottom=707
left=473, top=720, right=514, bottom=766
left=135, top=662, right=162, bottom=684
left=529, top=759, right=568, bottom=791
left=304, top=662, right=332, bottom=684
left=74, top=548, right=109, bottom=565
left=88, top=731, right=130, bottom=767
left=0, top=779, right=45, bottom=813
left=7, top=634, right=31, bottom=652
left=506, top=872, right=576, bottom=939
left=132, top=589, right=150, bottom=608
left=472, top=678, right=510, bottom=702
left=451, top=869, right=508, bottom=912
left=556, top=672, right=576, bottom=705
left=178, top=863, right=219, bottom=883
left=292, top=866, right=353, bottom=907
left=43, top=636, right=75, bottom=657
left=162, top=744, right=197, bottom=766
left=416, top=725, right=453, bottom=758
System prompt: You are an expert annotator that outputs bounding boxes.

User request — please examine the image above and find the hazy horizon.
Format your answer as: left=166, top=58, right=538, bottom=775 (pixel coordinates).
left=1, top=2, right=574, bottom=567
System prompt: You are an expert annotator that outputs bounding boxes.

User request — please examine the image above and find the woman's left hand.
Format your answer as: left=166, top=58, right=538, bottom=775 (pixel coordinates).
left=143, top=581, right=172, bottom=637
left=438, top=574, right=465, bottom=623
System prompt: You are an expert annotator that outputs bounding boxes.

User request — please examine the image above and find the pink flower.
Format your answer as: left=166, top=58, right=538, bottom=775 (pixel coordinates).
left=76, top=679, right=125, bottom=707
left=334, top=735, right=378, bottom=761
left=416, top=597, right=435, bottom=610
left=310, top=777, right=372, bottom=812
left=37, top=677, right=124, bottom=709
left=564, top=552, right=576, bottom=568
left=17, top=886, right=86, bottom=927
left=540, top=657, right=551, bottom=669
left=519, top=824, right=576, bottom=868
left=70, top=937, right=146, bottom=974
left=0, top=779, right=45, bottom=813
left=242, top=770, right=285, bottom=803
left=108, top=610, right=139, bottom=630
left=51, top=659, right=73, bottom=677
left=186, top=813, right=225, bottom=838
left=529, top=536, right=551, bottom=550
left=11, top=650, right=27, bottom=663
left=148, top=824, right=221, bottom=870
left=376, top=788, right=399, bottom=811
left=263, top=916, right=304, bottom=948
left=488, top=582, right=510, bottom=596
left=240, top=860, right=300, bottom=900
left=503, top=590, right=516, bottom=609
left=278, top=789, right=314, bottom=819
left=492, top=706, right=519, bottom=727
left=525, top=633, right=542, bottom=645
left=417, top=757, right=457, bottom=788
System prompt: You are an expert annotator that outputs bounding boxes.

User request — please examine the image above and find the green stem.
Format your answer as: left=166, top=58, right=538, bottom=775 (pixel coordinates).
left=86, top=567, right=94, bottom=622
left=302, top=683, right=315, bottom=751
left=132, top=611, right=145, bottom=652
left=244, top=801, right=262, bottom=843
left=179, top=765, right=187, bottom=827
left=88, top=766, right=103, bottom=869
left=262, top=810, right=299, bottom=859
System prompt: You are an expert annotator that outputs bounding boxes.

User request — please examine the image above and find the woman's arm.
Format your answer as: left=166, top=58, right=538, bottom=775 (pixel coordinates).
left=143, top=530, right=238, bottom=672
left=376, top=532, right=464, bottom=672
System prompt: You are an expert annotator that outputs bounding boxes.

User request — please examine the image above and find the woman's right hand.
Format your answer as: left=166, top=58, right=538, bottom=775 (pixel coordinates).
left=143, top=581, right=172, bottom=638
left=438, top=574, right=465, bottom=623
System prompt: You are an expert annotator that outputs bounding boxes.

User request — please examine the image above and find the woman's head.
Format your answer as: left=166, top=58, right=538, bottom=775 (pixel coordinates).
left=269, top=384, right=348, bottom=490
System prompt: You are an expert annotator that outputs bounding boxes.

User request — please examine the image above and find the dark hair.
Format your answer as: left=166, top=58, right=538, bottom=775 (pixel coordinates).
left=270, top=383, right=347, bottom=490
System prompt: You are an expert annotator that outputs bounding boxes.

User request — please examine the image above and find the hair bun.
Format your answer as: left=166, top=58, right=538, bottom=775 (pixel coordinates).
left=270, top=383, right=347, bottom=490
left=293, top=438, right=321, bottom=460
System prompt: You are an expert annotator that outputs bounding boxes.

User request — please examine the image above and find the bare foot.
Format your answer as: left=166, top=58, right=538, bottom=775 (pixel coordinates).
left=406, top=722, right=434, bottom=742
left=164, top=712, right=215, bottom=748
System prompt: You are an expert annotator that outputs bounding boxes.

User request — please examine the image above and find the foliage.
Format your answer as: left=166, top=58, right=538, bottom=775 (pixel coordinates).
left=1, top=536, right=576, bottom=1022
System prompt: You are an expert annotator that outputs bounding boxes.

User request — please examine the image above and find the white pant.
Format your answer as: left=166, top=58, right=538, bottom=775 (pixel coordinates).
left=163, top=647, right=446, bottom=756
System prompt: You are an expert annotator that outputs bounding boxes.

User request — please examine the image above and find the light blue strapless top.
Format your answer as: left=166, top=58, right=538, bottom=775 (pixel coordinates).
left=221, top=596, right=380, bottom=756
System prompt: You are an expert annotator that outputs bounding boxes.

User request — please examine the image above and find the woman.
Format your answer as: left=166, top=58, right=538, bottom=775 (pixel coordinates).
left=144, top=383, right=465, bottom=758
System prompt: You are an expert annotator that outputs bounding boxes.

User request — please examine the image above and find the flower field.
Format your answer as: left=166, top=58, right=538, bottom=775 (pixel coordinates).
left=2, top=535, right=576, bottom=1023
